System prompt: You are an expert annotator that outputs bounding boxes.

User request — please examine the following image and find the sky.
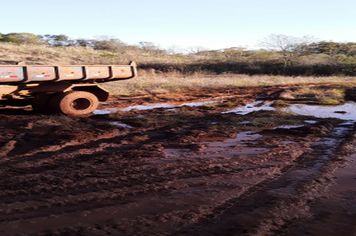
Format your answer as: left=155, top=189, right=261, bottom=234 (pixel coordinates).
left=1, top=0, right=356, bottom=51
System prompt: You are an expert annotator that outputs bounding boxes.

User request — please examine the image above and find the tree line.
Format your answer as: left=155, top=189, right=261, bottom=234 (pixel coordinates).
left=1, top=32, right=356, bottom=76
left=0, top=33, right=131, bottom=50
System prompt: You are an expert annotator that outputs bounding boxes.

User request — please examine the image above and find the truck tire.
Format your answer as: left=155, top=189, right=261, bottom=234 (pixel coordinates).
left=50, top=91, right=99, bottom=116
left=31, top=93, right=55, bottom=114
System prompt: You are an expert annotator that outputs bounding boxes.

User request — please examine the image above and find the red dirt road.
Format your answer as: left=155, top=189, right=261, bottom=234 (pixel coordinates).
left=0, top=87, right=356, bottom=235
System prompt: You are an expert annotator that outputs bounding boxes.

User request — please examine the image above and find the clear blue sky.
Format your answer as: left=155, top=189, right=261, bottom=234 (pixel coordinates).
left=2, top=0, right=356, bottom=51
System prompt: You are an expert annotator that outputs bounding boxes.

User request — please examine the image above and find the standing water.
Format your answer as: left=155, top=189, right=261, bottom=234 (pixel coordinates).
left=282, top=102, right=356, bottom=120
left=224, top=101, right=356, bottom=121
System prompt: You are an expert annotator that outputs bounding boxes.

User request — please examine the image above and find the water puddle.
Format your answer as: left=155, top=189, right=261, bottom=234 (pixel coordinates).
left=223, top=101, right=356, bottom=121
left=109, top=122, right=133, bottom=129
left=272, top=125, right=305, bottom=130
left=94, top=103, right=173, bottom=115
left=282, top=102, right=356, bottom=121
left=305, top=120, right=318, bottom=124
left=97, top=99, right=356, bottom=123
left=223, top=101, right=275, bottom=115
left=164, top=131, right=268, bottom=160
left=94, top=101, right=220, bottom=115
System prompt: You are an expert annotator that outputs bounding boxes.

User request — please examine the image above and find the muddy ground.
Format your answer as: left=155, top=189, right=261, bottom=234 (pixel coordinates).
left=0, top=86, right=356, bottom=236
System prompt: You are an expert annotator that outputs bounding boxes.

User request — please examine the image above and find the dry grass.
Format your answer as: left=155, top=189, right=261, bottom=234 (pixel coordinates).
left=1, top=42, right=356, bottom=99
left=280, top=86, right=346, bottom=104
left=0, top=42, right=140, bottom=65
left=0, top=42, right=184, bottom=65
left=102, top=70, right=356, bottom=96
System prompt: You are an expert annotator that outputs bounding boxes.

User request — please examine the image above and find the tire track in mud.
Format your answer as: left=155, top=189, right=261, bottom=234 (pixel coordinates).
left=0, top=108, right=354, bottom=235
left=172, top=121, right=356, bottom=236
left=0, top=129, right=126, bottom=166
left=0, top=120, right=307, bottom=235
left=0, top=149, right=284, bottom=214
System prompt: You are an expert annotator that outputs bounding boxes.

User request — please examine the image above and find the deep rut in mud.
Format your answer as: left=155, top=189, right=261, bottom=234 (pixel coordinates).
left=0, top=90, right=356, bottom=235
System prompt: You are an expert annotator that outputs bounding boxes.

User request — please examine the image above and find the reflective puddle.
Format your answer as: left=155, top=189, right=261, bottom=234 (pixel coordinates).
left=221, top=100, right=356, bottom=121
left=96, top=100, right=356, bottom=122
left=109, top=122, right=133, bottom=129
left=94, top=101, right=220, bottom=115
left=282, top=102, right=356, bottom=120
left=94, top=103, right=174, bottom=115
left=164, top=131, right=268, bottom=160
left=223, top=101, right=275, bottom=115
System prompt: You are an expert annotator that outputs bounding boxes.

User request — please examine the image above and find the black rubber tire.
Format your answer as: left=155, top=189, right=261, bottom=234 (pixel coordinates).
left=31, top=93, right=55, bottom=114
left=50, top=91, right=99, bottom=116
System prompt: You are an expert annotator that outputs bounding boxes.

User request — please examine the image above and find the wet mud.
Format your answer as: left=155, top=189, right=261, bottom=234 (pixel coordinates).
left=0, top=86, right=356, bottom=235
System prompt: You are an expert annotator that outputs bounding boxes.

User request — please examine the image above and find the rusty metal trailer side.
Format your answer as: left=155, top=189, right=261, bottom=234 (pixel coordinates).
left=0, top=61, right=137, bottom=84
left=0, top=62, right=137, bottom=116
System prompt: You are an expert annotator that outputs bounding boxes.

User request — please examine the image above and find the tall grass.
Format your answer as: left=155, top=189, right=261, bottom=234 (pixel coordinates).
left=101, top=70, right=356, bottom=96
left=1, top=42, right=356, bottom=98
left=0, top=42, right=183, bottom=65
left=0, top=43, right=138, bottom=65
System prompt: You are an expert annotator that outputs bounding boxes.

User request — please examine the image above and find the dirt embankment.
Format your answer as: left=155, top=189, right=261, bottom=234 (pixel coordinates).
left=0, top=86, right=356, bottom=235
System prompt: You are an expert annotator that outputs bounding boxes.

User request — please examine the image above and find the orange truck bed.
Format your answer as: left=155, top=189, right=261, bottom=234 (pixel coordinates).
left=0, top=61, right=137, bottom=84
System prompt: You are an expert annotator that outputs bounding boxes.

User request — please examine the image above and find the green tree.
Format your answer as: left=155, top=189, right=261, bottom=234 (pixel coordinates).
left=347, top=44, right=356, bottom=56
left=222, top=47, right=247, bottom=60
left=92, top=36, right=126, bottom=51
left=304, top=41, right=356, bottom=64
left=40, top=34, right=75, bottom=47
left=0, top=33, right=42, bottom=44
left=75, top=38, right=95, bottom=47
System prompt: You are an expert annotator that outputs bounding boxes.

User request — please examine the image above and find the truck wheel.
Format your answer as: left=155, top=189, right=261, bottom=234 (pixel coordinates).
left=51, top=91, right=99, bottom=116
left=31, top=93, right=54, bottom=114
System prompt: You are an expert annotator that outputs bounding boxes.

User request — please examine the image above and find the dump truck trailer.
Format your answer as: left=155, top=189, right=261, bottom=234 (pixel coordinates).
left=0, top=61, right=137, bottom=116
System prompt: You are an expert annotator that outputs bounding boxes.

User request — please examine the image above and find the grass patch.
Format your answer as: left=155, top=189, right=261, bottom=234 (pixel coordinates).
left=271, top=100, right=291, bottom=107
left=98, top=52, right=116, bottom=58
left=1, top=42, right=356, bottom=103
left=101, top=72, right=356, bottom=99
left=218, top=98, right=247, bottom=107
left=245, top=110, right=308, bottom=127
left=280, top=86, right=345, bottom=105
